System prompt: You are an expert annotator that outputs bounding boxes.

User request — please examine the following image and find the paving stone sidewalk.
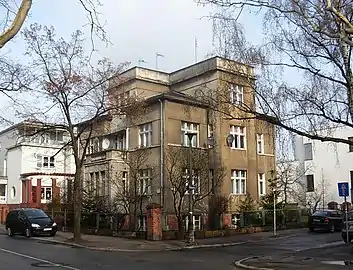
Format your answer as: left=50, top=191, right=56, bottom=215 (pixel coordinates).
left=236, top=255, right=353, bottom=270
left=0, top=224, right=307, bottom=252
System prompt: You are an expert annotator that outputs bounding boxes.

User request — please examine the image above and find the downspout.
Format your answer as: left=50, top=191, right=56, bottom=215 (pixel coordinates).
left=159, top=99, right=164, bottom=206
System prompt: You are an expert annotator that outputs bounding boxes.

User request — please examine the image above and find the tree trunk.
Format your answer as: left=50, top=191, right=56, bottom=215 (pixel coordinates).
left=73, top=169, right=82, bottom=242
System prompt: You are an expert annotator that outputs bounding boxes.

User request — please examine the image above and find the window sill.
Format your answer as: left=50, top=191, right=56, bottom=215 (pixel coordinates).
left=257, top=153, right=274, bottom=157
left=230, top=148, right=246, bottom=151
left=229, top=193, right=246, bottom=196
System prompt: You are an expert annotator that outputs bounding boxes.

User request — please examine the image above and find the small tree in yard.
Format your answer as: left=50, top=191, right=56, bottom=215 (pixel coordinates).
left=111, top=149, right=156, bottom=232
left=237, top=193, right=257, bottom=212
left=165, top=146, right=225, bottom=233
left=8, top=24, right=140, bottom=242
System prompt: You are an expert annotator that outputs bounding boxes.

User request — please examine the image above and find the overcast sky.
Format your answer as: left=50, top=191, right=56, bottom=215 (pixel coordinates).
left=0, top=0, right=262, bottom=129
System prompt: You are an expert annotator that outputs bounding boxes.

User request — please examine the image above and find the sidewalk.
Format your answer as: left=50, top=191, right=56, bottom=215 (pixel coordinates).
left=0, top=224, right=307, bottom=252
left=234, top=255, right=351, bottom=270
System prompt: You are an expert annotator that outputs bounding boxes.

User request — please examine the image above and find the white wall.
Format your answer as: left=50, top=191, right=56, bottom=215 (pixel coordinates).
left=0, top=128, right=18, bottom=177
left=6, top=147, right=22, bottom=204
left=295, top=126, right=353, bottom=204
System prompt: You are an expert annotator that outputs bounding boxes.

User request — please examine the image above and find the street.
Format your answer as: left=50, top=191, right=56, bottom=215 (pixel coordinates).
left=0, top=230, right=349, bottom=269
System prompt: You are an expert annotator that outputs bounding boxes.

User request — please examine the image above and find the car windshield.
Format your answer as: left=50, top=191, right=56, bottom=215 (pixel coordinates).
left=312, top=211, right=329, bottom=217
left=24, top=209, right=48, bottom=219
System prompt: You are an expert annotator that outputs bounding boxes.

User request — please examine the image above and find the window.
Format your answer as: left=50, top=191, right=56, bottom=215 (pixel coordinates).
left=37, top=155, right=55, bottom=169
left=139, top=123, right=152, bottom=147
left=10, top=186, right=16, bottom=199
left=229, top=84, right=244, bottom=104
left=257, top=133, right=264, bottom=154
left=349, top=137, right=353, bottom=152
left=258, top=173, right=266, bottom=196
left=95, top=172, right=100, bottom=195
left=100, top=171, right=106, bottom=196
left=0, top=184, right=6, bottom=202
left=89, top=173, right=94, bottom=192
left=183, top=215, right=202, bottom=231
left=181, top=122, right=199, bottom=147
left=88, top=139, right=94, bottom=154
left=138, top=215, right=147, bottom=231
left=49, top=131, right=64, bottom=143
left=350, top=171, right=353, bottom=194
left=306, top=174, right=314, bottom=192
left=116, top=132, right=126, bottom=150
left=41, top=187, right=52, bottom=202
left=304, top=143, right=313, bottom=160
left=183, top=168, right=200, bottom=194
left=231, top=170, right=246, bottom=195
left=122, top=171, right=128, bottom=194
left=210, top=169, right=214, bottom=193
left=207, top=124, right=214, bottom=148
left=138, top=169, right=151, bottom=195
left=229, top=125, right=246, bottom=149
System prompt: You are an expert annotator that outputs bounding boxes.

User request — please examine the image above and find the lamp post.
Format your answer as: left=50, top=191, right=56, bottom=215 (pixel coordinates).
left=185, top=132, right=197, bottom=245
left=273, top=186, right=277, bottom=237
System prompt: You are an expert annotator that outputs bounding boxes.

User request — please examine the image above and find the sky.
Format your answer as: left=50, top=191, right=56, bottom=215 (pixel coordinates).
left=0, top=0, right=263, bottom=129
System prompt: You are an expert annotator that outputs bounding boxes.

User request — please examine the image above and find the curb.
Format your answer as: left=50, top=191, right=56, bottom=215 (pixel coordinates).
left=0, top=225, right=301, bottom=252
left=234, top=257, right=273, bottom=270
left=31, top=234, right=295, bottom=252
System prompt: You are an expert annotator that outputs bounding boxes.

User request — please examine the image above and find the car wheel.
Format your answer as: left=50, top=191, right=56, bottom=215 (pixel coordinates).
left=309, top=227, right=314, bottom=232
left=7, top=227, right=13, bottom=237
left=329, top=224, right=335, bottom=233
left=25, top=228, right=31, bottom=238
left=50, top=232, right=56, bottom=237
left=343, top=236, right=352, bottom=243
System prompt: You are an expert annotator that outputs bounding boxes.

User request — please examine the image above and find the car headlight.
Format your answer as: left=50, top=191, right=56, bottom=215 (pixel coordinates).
left=31, top=223, right=40, bottom=228
left=52, top=222, right=57, bottom=227
left=349, top=225, right=353, bottom=230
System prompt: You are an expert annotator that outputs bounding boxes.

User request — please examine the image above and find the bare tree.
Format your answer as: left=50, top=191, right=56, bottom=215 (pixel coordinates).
left=6, top=24, right=136, bottom=242
left=165, top=146, right=225, bottom=233
left=0, top=0, right=107, bottom=50
left=111, top=149, right=157, bottom=231
left=195, top=0, right=353, bottom=147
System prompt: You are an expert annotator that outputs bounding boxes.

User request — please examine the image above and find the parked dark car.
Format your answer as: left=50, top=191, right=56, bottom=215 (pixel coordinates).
left=5, top=208, right=57, bottom=238
left=308, top=210, right=343, bottom=233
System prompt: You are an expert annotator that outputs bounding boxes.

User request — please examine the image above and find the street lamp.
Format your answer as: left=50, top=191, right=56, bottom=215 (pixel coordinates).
left=185, top=132, right=197, bottom=245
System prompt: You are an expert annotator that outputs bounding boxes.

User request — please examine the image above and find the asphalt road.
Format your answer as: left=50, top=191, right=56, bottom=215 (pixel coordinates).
left=0, top=230, right=347, bottom=270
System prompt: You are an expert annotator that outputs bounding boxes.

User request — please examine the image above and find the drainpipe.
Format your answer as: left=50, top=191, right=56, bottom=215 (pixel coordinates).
left=159, top=99, right=164, bottom=206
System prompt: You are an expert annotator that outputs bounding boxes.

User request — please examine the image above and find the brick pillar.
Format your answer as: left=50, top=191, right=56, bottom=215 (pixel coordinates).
left=51, top=178, right=57, bottom=200
left=27, top=179, right=32, bottom=204
left=36, top=179, right=42, bottom=207
left=22, top=180, right=26, bottom=202
left=146, top=203, right=163, bottom=241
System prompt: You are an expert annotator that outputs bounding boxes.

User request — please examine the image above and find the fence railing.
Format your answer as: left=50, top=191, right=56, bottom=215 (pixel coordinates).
left=45, top=207, right=309, bottom=235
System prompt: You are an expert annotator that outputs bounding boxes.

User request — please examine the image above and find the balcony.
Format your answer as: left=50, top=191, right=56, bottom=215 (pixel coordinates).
left=0, top=175, right=7, bottom=184
left=85, top=149, right=127, bottom=164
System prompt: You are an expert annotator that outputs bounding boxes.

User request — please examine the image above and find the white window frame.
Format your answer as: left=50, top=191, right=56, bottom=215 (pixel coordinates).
left=258, top=173, right=266, bottom=196
left=138, top=215, right=147, bottom=232
left=116, top=132, right=126, bottom=150
left=122, top=171, right=128, bottom=194
left=257, top=133, right=264, bottom=154
left=37, top=155, right=55, bottom=169
left=41, top=186, right=52, bottom=203
left=181, top=121, right=199, bottom=147
left=138, top=169, right=151, bottom=195
left=231, top=170, right=246, bottom=195
left=139, top=123, right=152, bottom=147
left=230, top=125, right=246, bottom=150
left=229, top=84, right=244, bottom=104
left=183, top=215, right=202, bottom=231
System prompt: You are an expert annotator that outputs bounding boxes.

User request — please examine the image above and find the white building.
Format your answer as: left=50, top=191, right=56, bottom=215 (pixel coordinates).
left=0, top=121, right=75, bottom=206
left=291, top=126, right=353, bottom=206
